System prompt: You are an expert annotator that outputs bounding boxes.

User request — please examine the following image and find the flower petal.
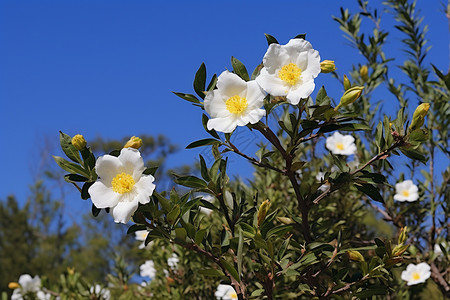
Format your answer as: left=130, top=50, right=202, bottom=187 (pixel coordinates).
left=301, top=49, right=321, bottom=79
left=135, top=174, right=156, bottom=200
left=216, top=71, right=247, bottom=98
left=237, top=108, right=265, bottom=125
left=118, top=148, right=145, bottom=181
left=111, top=201, right=139, bottom=224
left=286, top=80, right=315, bottom=104
left=95, top=155, right=122, bottom=184
left=89, top=182, right=120, bottom=208
left=204, top=90, right=230, bottom=118
left=245, top=80, right=266, bottom=108
left=262, top=44, right=290, bottom=73
left=256, top=69, right=290, bottom=96
left=207, top=117, right=237, bottom=133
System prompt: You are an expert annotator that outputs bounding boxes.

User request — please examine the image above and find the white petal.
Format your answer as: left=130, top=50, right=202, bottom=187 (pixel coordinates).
left=295, top=51, right=309, bottom=71
left=237, top=109, right=265, bottom=125
left=245, top=80, right=266, bottom=108
left=95, top=155, right=122, bottom=184
left=256, top=69, right=290, bottom=96
left=135, top=174, right=156, bottom=201
left=343, top=135, right=356, bottom=145
left=406, top=192, right=419, bottom=202
left=89, top=182, right=120, bottom=208
left=262, top=44, right=290, bottom=73
left=341, top=144, right=357, bottom=155
left=286, top=80, right=315, bottom=105
left=111, top=201, right=139, bottom=224
left=204, top=90, right=230, bottom=118
left=118, top=148, right=145, bottom=181
left=216, top=71, right=247, bottom=98
left=301, top=49, right=321, bottom=79
left=207, top=117, right=237, bottom=133
left=285, top=38, right=313, bottom=54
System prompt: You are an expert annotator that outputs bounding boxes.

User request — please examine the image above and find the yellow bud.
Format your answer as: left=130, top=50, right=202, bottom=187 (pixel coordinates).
left=347, top=250, right=365, bottom=262
left=320, top=60, right=336, bottom=73
left=392, top=244, right=409, bottom=257
left=8, top=282, right=20, bottom=289
left=343, top=75, right=351, bottom=90
left=398, top=226, right=408, bottom=245
left=67, top=267, right=75, bottom=275
left=360, top=65, right=369, bottom=81
left=257, top=200, right=271, bottom=227
left=409, top=103, right=430, bottom=131
left=124, top=136, right=143, bottom=149
left=277, top=217, right=294, bottom=225
left=71, top=134, right=87, bottom=150
left=334, top=86, right=364, bottom=111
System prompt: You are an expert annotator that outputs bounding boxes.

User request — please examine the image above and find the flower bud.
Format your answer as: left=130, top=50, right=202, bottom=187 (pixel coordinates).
left=257, top=200, right=271, bottom=227
left=67, top=267, right=75, bottom=275
left=277, top=216, right=295, bottom=225
left=392, top=244, right=409, bottom=257
left=124, top=136, right=143, bottom=149
left=334, top=86, right=364, bottom=111
left=398, top=226, right=408, bottom=245
left=320, top=60, right=336, bottom=73
left=8, top=282, right=20, bottom=289
left=409, top=103, right=430, bottom=131
left=360, top=65, right=369, bottom=81
left=343, top=75, right=351, bottom=90
left=71, top=134, right=87, bottom=150
left=347, top=250, right=365, bottom=262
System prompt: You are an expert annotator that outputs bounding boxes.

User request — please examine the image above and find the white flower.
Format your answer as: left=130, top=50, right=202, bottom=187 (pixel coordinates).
left=255, top=38, right=321, bottom=105
left=401, top=262, right=431, bottom=286
left=11, top=274, right=42, bottom=300
left=325, top=132, right=357, bottom=156
left=90, top=285, right=111, bottom=300
left=434, top=243, right=443, bottom=256
left=215, top=284, right=238, bottom=300
left=167, top=253, right=179, bottom=269
left=394, top=180, right=419, bottom=202
left=204, top=71, right=266, bottom=133
left=135, top=230, right=152, bottom=249
left=140, top=260, right=156, bottom=278
left=88, top=148, right=156, bottom=223
left=316, top=172, right=329, bottom=192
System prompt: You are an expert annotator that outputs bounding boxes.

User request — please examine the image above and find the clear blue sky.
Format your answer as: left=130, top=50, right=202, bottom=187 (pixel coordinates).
left=0, top=1, right=448, bottom=210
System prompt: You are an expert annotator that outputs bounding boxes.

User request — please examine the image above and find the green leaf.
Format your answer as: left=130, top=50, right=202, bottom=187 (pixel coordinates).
left=59, top=131, right=81, bottom=163
left=231, top=56, right=249, bottom=81
left=294, top=33, right=306, bottom=39
left=143, top=166, right=158, bottom=176
left=207, top=74, right=218, bottom=91
left=195, top=229, right=207, bottom=245
left=194, top=63, right=207, bottom=99
left=251, top=64, right=263, bottom=80
left=53, top=156, right=90, bottom=178
left=81, top=181, right=94, bottom=200
left=354, top=287, right=387, bottom=297
left=64, top=174, right=88, bottom=183
left=92, top=204, right=101, bottom=217
left=220, top=258, right=240, bottom=282
left=199, top=155, right=211, bottom=181
left=174, top=175, right=207, bottom=189
left=265, top=225, right=293, bottom=240
left=198, top=268, right=225, bottom=277
left=237, top=229, right=244, bottom=279
left=315, top=86, right=330, bottom=105
left=375, top=121, right=384, bottom=150
left=127, top=224, right=147, bottom=235
left=167, top=204, right=181, bottom=225
left=186, top=138, right=221, bottom=149
left=172, top=92, right=201, bottom=104
left=264, top=33, right=279, bottom=45
left=354, top=182, right=384, bottom=203
left=400, top=148, right=427, bottom=163
left=408, top=128, right=428, bottom=143
left=175, top=227, right=187, bottom=241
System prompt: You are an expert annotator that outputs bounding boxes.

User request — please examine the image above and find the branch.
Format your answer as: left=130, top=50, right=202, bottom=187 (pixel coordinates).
left=430, top=262, right=450, bottom=297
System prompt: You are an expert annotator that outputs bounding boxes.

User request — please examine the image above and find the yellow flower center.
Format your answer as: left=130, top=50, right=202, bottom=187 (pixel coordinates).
left=412, top=272, right=421, bottom=281
left=278, top=63, right=302, bottom=85
left=111, top=172, right=135, bottom=194
left=226, top=95, right=248, bottom=114
left=230, top=293, right=238, bottom=299
left=336, top=142, right=345, bottom=151
left=402, top=190, right=410, bottom=197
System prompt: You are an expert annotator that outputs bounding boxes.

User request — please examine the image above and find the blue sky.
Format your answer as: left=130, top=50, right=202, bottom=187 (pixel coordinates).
left=0, top=0, right=448, bottom=212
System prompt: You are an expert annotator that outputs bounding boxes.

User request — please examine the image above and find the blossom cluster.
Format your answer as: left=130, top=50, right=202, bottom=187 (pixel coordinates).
left=205, top=38, right=321, bottom=133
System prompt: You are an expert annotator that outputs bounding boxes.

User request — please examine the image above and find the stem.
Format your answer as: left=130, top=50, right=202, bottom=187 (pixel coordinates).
left=254, top=122, right=312, bottom=242
left=313, top=141, right=402, bottom=205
